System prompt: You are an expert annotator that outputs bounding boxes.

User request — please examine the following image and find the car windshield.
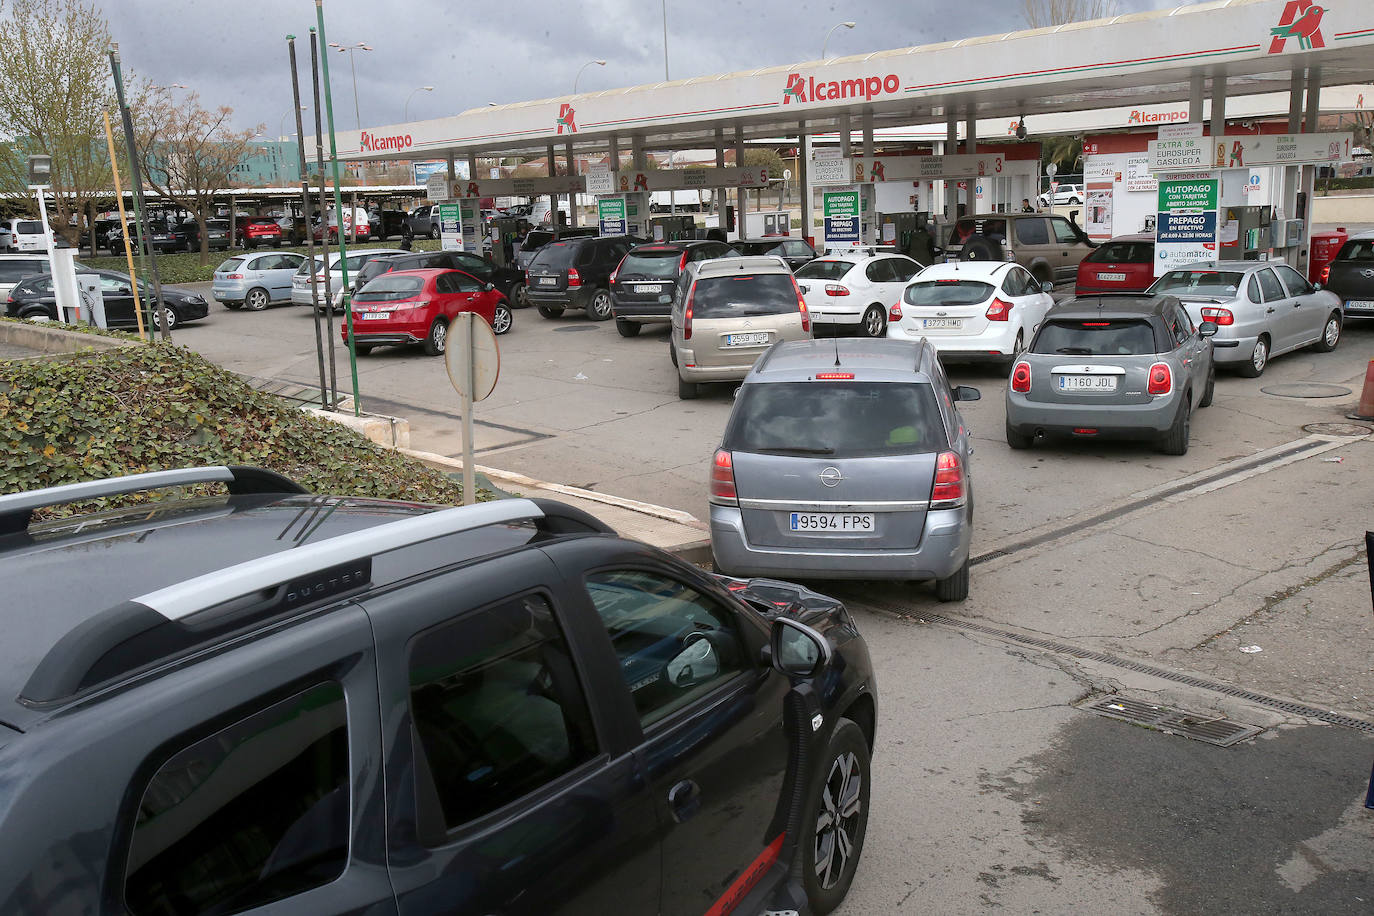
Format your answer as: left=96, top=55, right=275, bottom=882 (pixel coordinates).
left=529, top=242, right=580, bottom=270
left=1335, top=239, right=1374, bottom=261
left=795, top=260, right=853, bottom=281
left=725, top=381, right=946, bottom=457
left=618, top=249, right=682, bottom=279
left=904, top=280, right=993, bottom=306
left=216, top=258, right=244, bottom=273
left=691, top=273, right=798, bottom=319
left=1033, top=319, right=1158, bottom=356
left=1148, top=270, right=1243, bottom=296
left=356, top=275, right=424, bottom=301
left=1087, top=241, right=1152, bottom=263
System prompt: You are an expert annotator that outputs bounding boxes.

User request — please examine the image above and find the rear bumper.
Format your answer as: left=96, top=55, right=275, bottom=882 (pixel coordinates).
left=709, top=504, right=970, bottom=580
left=890, top=322, right=1020, bottom=359
left=528, top=286, right=595, bottom=309
left=677, top=346, right=769, bottom=382
left=1005, top=390, right=1181, bottom=437
left=1206, top=333, right=1257, bottom=365
left=211, top=281, right=248, bottom=303
left=611, top=297, right=671, bottom=322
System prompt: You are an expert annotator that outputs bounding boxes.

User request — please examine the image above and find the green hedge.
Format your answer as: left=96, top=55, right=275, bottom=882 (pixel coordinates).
left=0, top=342, right=484, bottom=517
left=1316, top=176, right=1374, bottom=194
left=82, top=238, right=443, bottom=285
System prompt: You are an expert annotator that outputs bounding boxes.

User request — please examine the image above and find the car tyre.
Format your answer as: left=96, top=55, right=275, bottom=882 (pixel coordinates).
left=1312, top=311, right=1341, bottom=352
left=1003, top=330, right=1025, bottom=372
left=801, top=717, right=871, bottom=915
left=1198, top=366, right=1215, bottom=408
left=861, top=304, right=886, bottom=338
left=536, top=304, right=565, bottom=319
left=354, top=344, right=373, bottom=356
left=244, top=287, right=271, bottom=311
left=19, top=307, right=53, bottom=323
left=934, top=556, right=970, bottom=602
left=1159, top=397, right=1191, bottom=456
left=959, top=235, right=997, bottom=261
left=1236, top=334, right=1268, bottom=378
left=510, top=281, right=529, bottom=308
left=429, top=225, right=440, bottom=240
left=677, top=375, right=698, bottom=399
left=151, top=306, right=179, bottom=332
left=492, top=301, right=514, bottom=335
left=223, top=301, right=243, bottom=311
left=423, top=318, right=448, bottom=356
left=616, top=317, right=641, bottom=338
left=587, top=288, right=613, bottom=321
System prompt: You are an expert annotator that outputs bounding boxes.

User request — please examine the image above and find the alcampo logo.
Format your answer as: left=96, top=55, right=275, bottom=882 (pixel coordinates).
left=557, top=103, right=577, bottom=134
left=782, top=72, right=901, bottom=105
left=1268, top=1, right=1325, bottom=54
left=1128, top=109, right=1189, bottom=125
left=360, top=131, right=412, bottom=152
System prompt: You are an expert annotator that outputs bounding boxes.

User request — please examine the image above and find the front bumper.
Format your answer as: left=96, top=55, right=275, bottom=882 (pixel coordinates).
left=709, top=504, right=970, bottom=580
left=1005, top=389, right=1182, bottom=438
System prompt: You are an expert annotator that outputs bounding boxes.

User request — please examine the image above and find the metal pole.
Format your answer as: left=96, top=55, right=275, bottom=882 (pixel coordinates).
left=109, top=44, right=169, bottom=341
left=102, top=111, right=147, bottom=341
left=315, top=1, right=361, bottom=416
left=661, top=0, right=670, bottom=80
left=348, top=49, right=361, bottom=131
left=289, top=34, right=331, bottom=409
left=310, top=29, right=338, bottom=408
left=462, top=311, right=476, bottom=506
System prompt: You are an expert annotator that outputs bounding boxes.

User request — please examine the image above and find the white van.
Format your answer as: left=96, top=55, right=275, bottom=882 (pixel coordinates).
left=649, top=190, right=711, bottom=212
left=0, top=218, right=52, bottom=252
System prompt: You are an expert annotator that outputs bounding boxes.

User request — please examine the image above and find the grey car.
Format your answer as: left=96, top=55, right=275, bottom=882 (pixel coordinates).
left=212, top=251, right=307, bottom=310
left=1146, top=261, right=1343, bottom=377
left=1005, top=295, right=1216, bottom=455
left=709, top=337, right=980, bottom=601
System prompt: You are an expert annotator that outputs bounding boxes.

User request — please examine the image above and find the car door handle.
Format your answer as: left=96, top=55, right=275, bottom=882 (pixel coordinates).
left=668, top=779, right=701, bottom=823
left=1266, top=307, right=1275, bottom=313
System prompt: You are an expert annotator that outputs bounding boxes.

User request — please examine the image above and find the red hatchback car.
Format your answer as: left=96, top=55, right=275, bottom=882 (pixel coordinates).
left=236, top=217, right=283, bottom=248
left=344, top=268, right=513, bottom=356
left=1075, top=233, right=1155, bottom=295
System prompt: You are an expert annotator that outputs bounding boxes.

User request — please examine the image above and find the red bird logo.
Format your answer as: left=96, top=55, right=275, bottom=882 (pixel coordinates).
left=1268, top=1, right=1325, bottom=53
left=556, top=103, right=577, bottom=134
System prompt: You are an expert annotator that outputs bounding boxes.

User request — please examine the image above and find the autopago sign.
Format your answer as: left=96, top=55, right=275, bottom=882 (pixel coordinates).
left=1154, top=173, right=1218, bottom=276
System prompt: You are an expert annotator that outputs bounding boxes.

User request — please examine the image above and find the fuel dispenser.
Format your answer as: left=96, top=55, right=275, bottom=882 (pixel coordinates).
left=488, top=216, right=523, bottom=268
left=879, top=211, right=920, bottom=253
left=1220, top=205, right=1272, bottom=260
left=757, top=212, right=792, bottom=237
left=649, top=214, right=696, bottom=242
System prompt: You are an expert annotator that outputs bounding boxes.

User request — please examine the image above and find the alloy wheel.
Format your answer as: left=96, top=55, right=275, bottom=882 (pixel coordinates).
left=814, top=750, right=863, bottom=891
left=492, top=304, right=513, bottom=334
left=1324, top=315, right=1340, bottom=348
left=863, top=306, right=886, bottom=338
left=1252, top=338, right=1268, bottom=373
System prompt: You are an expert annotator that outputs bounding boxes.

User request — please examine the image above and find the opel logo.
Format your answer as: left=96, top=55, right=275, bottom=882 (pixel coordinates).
left=818, top=467, right=845, bottom=487
left=1363, top=268, right=1374, bottom=279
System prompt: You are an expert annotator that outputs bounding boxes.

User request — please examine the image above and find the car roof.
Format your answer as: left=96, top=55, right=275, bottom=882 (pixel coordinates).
left=1045, top=294, right=1179, bottom=321
left=1100, top=233, right=1154, bottom=242
left=629, top=240, right=715, bottom=253
left=693, top=255, right=794, bottom=278
left=908, top=260, right=1015, bottom=281
left=1170, top=261, right=1267, bottom=272
left=807, top=250, right=909, bottom=265
left=749, top=337, right=937, bottom=383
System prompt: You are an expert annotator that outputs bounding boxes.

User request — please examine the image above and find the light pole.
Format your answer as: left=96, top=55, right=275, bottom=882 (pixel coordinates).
left=821, top=21, right=856, bottom=60
left=328, top=41, right=372, bottom=130
left=404, top=85, right=433, bottom=121
left=278, top=106, right=306, bottom=186
left=661, top=0, right=670, bottom=80
left=573, top=59, right=606, bottom=94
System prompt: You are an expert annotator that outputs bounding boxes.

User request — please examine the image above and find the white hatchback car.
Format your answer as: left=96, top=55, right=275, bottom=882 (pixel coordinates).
left=888, top=261, right=1054, bottom=367
left=795, top=250, right=924, bottom=337
left=0, top=218, right=51, bottom=253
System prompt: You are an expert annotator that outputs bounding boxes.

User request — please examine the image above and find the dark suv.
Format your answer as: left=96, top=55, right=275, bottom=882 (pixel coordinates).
left=0, top=467, right=876, bottom=916
left=527, top=236, right=634, bottom=321
left=353, top=249, right=525, bottom=303
left=610, top=239, right=736, bottom=337
left=513, top=226, right=599, bottom=272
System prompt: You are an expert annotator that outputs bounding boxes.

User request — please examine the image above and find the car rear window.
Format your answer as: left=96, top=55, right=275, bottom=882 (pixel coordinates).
left=691, top=273, right=798, bottom=319
left=1335, top=239, right=1374, bottom=261
left=521, top=231, right=554, bottom=251
left=529, top=242, right=580, bottom=270
left=355, top=258, right=398, bottom=285
left=795, top=260, right=853, bottom=281
left=0, top=259, right=44, bottom=282
left=724, top=381, right=947, bottom=457
left=356, top=275, right=424, bottom=301
left=618, top=249, right=683, bottom=279
left=216, top=258, right=244, bottom=273
left=735, top=241, right=784, bottom=256
left=903, top=279, right=993, bottom=306
left=16, top=221, right=42, bottom=234
left=1149, top=270, right=1242, bottom=296
left=1033, top=319, right=1158, bottom=356
left=1087, top=241, right=1152, bottom=263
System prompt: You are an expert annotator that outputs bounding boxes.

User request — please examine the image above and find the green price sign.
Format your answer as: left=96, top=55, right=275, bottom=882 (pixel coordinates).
left=598, top=198, right=626, bottom=221
left=823, top=190, right=859, bottom=219
left=1158, top=179, right=1217, bottom=212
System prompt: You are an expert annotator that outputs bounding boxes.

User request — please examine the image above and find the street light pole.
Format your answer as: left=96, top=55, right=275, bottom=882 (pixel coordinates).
left=328, top=41, right=371, bottom=130
left=661, top=0, right=670, bottom=80
left=404, top=85, right=433, bottom=121
left=821, top=21, right=856, bottom=60
left=573, top=59, right=606, bottom=94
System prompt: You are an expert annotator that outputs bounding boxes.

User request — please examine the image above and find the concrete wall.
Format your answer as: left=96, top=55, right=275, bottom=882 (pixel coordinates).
left=1312, top=194, right=1374, bottom=226
left=0, top=319, right=137, bottom=356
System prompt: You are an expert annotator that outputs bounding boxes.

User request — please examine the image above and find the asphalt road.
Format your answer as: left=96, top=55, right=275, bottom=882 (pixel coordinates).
left=174, top=284, right=1374, bottom=914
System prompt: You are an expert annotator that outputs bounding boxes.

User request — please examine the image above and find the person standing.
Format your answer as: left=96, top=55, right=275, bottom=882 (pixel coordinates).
left=905, top=213, right=935, bottom=267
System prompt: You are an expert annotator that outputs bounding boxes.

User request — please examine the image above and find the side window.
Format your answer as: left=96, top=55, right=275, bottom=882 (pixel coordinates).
left=452, top=272, right=483, bottom=293
left=434, top=273, right=456, bottom=294
left=1274, top=264, right=1313, bottom=296
left=584, top=569, right=749, bottom=727
left=98, top=274, right=129, bottom=293
left=891, top=258, right=920, bottom=283
left=1015, top=218, right=1048, bottom=245
left=1176, top=305, right=1195, bottom=335
left=280, top=254, right=305, bottom=269
left=408, top=593, right=597, bottom=833
left=1051, top=219, right=1080, bottom=245
left=1168, top=311, right=1188, bottom=345
left=456, top=253, right=490, bottom=277
left=865, top=259, right=892, bottom=283
left=1003, top=269, right=1027, bottom=297
left=1247, top=274, right=1262, bottom=303
left=784, top=241, right=810, bottom=258
left=124, top=682, right=350, bottom=914
left=1257, top=268, right=1286, bottom=302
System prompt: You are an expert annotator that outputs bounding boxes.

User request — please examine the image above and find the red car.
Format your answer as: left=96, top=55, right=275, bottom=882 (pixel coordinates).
left=236, top=217, right=283, bottom=248
left=1075, top=233, right=1155, bottom=295
left=344, top=268, right=513, bottom=356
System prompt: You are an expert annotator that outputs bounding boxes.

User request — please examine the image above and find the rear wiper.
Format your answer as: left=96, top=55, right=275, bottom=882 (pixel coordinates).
left=1055, top=347, right=1094, bottom=354
left=759, top=446, right=835, bottom=455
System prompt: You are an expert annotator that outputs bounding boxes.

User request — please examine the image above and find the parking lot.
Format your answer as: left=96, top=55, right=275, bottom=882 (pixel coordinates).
left=177, top=288, right=1374, bottom=912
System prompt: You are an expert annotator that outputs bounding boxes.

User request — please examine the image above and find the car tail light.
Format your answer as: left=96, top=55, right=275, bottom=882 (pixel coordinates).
left=824, top=284, right=850, bottom=296
left=815, top=372, right=855, bottom=380
left=889, top=302, right=903, bottom=321
left=678, top=251, right=690, bottom=272
left=795, top=279, right=810, bottom=332
left=1199, top=307, right=1233, bottom=326
left=567, top=267, right=581, bottom=288
left=1320, top=263, right=1331, bottom=283
left=610, top=255, right=626, bottom=285
left=1147, top=362, right=1172, bottom=396
left=683, top=286, right=695, bottom=340
left=930, top=451, right=965, bottom=508
left=986, top=297, right=1013, bottom=321
left=226, top=273, right=244, bottom=280
left=1010, top=361, right=1031, bottom=393
left=709, top=449, right=737, bottom=504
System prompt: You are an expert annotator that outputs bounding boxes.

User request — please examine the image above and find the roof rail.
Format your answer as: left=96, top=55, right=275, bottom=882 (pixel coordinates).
left=0, top=466, right=307, bottom=537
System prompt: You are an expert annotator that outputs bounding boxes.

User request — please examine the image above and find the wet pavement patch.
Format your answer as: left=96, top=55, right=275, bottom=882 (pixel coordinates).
left=1302, top=422, right=1373, bottom=437
left=1260, top=383, right=1352, bottom=398
left=1080, top=695, right=1263, bottom=747
left=553, top=325, right=600, bottom=332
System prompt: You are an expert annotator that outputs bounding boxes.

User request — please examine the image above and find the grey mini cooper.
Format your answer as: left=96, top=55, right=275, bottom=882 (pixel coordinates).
left=1004, top=295, right=1216, bottom=455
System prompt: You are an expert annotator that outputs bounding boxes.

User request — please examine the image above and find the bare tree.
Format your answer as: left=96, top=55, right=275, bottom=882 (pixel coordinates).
left=1023, top=0, right=1118, bottom=29
left=0, top=0, right=116, bottom=248
left=133, top=85, right=262, bottom=264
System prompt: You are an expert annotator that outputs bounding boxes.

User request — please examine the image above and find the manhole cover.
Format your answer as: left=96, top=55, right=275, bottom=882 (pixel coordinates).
left=553, top=325, right=599, bottom=333
left=1081, top=696, right=1263, bottom=747
left=1303, top=422, right=1373, bottom=437
left=1259, top=383, right=1352, bottom=399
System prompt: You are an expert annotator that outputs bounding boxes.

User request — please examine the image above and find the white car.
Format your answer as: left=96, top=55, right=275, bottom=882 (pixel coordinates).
left=0, top=218, right=52, bottom=253
left=795, top=250, right=925, bottom=337
left=888, top=261, right=1054, bottom=367
left=1037, top=183, right=1084, bottom=207
left=291, top=248, right=410, bottom=311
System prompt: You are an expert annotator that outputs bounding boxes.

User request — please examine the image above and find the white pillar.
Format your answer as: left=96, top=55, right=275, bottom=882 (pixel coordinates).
left=734, top=123, right=746, bottom=239
left=964, top=104, right=977, bottom=217
left=565, top=141, right=577, bottom=227
left=799, top=120, right=811, bottom=244
left=1189, top=74, right=1205, bottom=124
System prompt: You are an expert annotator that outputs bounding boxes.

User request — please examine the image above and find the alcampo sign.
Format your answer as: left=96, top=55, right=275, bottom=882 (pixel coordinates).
left=784, top=72, right=901, bottom=105
left=359, top=131, right=413, bottom=152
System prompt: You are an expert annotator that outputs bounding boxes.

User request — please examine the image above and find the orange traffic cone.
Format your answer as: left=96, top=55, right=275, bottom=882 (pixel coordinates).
left=1349, top=359, right=1374, bottom=421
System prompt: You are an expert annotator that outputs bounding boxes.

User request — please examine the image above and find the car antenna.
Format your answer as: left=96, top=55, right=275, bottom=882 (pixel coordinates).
left=833, top=334, right=842, bottom=367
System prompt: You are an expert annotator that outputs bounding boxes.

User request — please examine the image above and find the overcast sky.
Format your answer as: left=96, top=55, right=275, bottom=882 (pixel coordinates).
left=110, top=0, right=1185, bottom=138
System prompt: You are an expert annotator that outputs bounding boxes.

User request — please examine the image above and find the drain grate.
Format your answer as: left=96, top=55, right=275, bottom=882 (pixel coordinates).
left=1082, top=696, right=1264, bottom=747
left=1302, top=422, right=1372, bottom=437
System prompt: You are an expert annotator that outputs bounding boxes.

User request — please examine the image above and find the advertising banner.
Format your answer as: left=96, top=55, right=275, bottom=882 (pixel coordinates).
left=1125, top=156, right=1157, bottom=193
left=1149, top=132, right=1351, bottom=172
left=439, top=202, right=461, bottom=251
left=810, top=157, right=852, bottom=184
left=1154, top=175, right=1218, bottom=275
left=598, top=196, right=627, bottom=236
left=823, top=188, right=860, bottom=245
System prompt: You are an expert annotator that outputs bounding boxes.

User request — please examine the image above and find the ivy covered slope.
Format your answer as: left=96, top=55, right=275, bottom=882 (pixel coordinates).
left=0, top=342, right=479, bottom=516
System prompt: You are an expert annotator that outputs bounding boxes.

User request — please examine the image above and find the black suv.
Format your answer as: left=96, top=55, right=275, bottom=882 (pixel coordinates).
left=353, top=250, right=525, bottom=303
left=527, top=235, right=634, bottom=321
left=610, top=239, right=736, bottom=337
left=513, top=226, right=599, bottom=272
left=0, top=467, right=876, bottom=916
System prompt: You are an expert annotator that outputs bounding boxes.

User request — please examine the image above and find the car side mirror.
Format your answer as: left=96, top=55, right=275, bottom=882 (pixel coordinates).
left=769, top=618, right=830, bottom=677
left=1199, top=320, right=1218, bottom=338
left=1041, top=280, right=1054, bottom=293
left=484, top=283, right=495, bottom=292
left=117, top=285, right=132, bottom=294
left=954, top=385, right=981, bottom=402
left=1312, top=282, right=1323, bottom=291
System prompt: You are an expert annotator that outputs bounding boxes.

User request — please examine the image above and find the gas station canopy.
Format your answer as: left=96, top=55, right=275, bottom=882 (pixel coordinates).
left=338, top=0, right=1374, bottom=162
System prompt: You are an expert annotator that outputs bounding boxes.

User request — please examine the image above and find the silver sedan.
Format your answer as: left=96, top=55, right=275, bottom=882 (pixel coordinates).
left=1146, top=261, right=1343, bottom=377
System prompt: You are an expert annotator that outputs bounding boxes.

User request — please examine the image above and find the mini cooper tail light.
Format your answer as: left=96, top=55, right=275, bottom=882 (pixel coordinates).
left=1147, top=362, right=1172, bottom=396
left=930, top=451, right=965, bottom=508
left=1010, top=361, right=1031, bottom=393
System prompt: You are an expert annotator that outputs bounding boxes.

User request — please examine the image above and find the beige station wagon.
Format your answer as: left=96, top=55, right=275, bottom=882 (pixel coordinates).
left=943, top=213, right=1097, bottom=287
left=670, top=256, right=812, bottom=399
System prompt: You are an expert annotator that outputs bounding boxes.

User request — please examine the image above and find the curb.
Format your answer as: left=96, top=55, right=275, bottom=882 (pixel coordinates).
left=0, top=318, right=137, bottom=355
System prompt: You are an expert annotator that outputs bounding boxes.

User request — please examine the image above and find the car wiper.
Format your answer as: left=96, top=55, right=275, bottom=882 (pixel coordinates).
left=759, top=446, right=835, bottom=455
left=1055, top=347, right=1094, bottom=354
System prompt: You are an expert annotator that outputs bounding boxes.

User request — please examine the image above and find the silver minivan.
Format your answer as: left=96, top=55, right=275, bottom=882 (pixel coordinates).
left=708, top=337, right=980, bottom=601
left=670, top=256, right=812, bottom=399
